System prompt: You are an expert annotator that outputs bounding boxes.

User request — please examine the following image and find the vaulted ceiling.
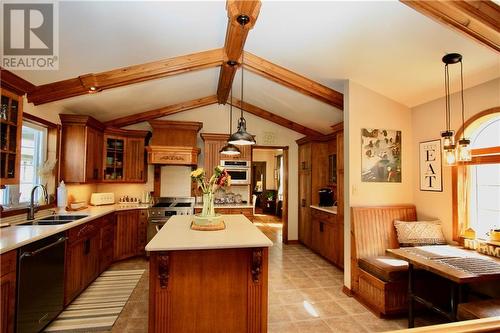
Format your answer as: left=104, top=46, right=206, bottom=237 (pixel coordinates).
left=10, top=1, right=499, bottom=135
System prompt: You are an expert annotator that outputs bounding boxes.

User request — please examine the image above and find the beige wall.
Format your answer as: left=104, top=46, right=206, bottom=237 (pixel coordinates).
left=344, top=80, right=414, bottom=288
left=252, top=149, right=279, bottom=190
left=411, top=78, right=500, bottom=241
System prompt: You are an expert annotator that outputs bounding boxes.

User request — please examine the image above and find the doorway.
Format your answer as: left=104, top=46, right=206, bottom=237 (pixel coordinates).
left=251, top=146, right=289, bottom=243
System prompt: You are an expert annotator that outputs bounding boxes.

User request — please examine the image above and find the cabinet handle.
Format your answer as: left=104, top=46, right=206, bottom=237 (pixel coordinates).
left=320, top=222, right=324, bottom=232
left=301, top=199, right=306, bottom=207
left=94, top=168, right=98, bottom=179
left=140, top=171, right=143, bottom=180
left=301, top=161, right=306, bottom=170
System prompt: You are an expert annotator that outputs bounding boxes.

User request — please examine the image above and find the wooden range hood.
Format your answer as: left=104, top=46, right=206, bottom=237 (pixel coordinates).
left=146, top=120, right=202, bottom=166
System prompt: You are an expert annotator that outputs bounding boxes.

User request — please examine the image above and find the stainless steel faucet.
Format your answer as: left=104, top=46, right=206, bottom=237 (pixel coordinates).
left=27, top=184, right=48, bottom=220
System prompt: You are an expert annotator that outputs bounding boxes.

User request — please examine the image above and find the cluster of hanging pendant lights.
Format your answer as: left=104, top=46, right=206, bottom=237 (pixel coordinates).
left=441, top=53, right=471, bottom=166
left=220, top=14, right=255, bottom=155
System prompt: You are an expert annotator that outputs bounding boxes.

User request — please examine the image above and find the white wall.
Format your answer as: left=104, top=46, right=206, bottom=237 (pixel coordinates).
left=126, top=103, right=305, bottom=239
left=344, top=80, right=414, bottom=289
left=411, top=78, right=500, bottom=241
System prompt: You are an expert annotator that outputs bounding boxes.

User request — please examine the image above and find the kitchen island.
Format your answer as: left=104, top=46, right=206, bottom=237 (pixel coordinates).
left=146, top=214, right=273, bottom=333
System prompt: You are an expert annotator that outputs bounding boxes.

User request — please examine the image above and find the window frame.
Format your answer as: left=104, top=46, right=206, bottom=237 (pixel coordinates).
left=0, top=113, right=60, bottom=217
left=452, top=107, right=500, bottom=242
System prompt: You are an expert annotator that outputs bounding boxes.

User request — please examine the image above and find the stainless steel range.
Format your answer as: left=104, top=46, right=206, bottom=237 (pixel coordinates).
left=147, top=197, right=195, bottom=242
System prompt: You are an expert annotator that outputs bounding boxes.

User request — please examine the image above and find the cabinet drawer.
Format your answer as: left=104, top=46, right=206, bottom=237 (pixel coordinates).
left=311, top=209, right=336, bottom=224
left=67, top=219, right=100, bottom=243
left=0, top=250, right=16, bottom=277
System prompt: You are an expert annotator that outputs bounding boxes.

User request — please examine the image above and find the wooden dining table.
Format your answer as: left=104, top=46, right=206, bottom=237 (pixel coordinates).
left=387, top=245, right=500, bottom=328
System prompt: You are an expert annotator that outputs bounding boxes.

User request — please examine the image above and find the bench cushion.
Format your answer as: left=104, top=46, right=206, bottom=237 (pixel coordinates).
left=358, top=256, right=408, bottom=282
left=458, top=299, right=500, bottom=321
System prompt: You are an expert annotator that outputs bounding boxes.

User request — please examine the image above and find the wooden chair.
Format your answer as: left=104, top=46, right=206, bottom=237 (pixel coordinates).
left=351, top=205, right=417, bottom=316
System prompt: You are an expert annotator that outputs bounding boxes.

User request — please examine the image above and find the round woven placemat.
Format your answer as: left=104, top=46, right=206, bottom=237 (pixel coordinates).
left=190, top=220, right=226, bottom=231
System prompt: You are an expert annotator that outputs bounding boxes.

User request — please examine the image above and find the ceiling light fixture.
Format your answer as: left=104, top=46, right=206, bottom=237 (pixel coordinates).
left=220, top=82, right=241, bottom=156
left=441, top=53, right=470, bottom=166
left=228, top=14, right=256, bottom=146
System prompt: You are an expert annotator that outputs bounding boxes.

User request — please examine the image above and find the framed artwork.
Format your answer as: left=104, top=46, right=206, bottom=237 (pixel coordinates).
left=361, top=128, right=401, bottom=182
left=419, top=139, right=443, bottom=192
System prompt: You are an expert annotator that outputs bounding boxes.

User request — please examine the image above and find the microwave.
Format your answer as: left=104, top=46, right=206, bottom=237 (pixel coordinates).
left=221, top=160, right=250, bottom=185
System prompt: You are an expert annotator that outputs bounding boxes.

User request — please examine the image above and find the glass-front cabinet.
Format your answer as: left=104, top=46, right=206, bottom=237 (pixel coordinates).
left=104, top=136, right=125, bottom=181
left=0, top=89, right=23, bottom=186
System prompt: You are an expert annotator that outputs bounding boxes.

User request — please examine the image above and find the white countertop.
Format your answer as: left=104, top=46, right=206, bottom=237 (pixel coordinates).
left=194, top=203, right=253, bottom=209
left=0, top=204, right=149, bottom=254
left=145, top=215, right=273, bottom=251
left=310, top=205, right=337, bottom=214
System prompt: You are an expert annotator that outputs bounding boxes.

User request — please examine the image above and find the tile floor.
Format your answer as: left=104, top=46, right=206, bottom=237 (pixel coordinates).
left=99, top=214, right=444, bottom=333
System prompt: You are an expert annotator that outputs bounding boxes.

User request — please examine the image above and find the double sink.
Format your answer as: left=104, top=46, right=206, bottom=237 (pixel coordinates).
left=20, top=215, right=89, bottom=226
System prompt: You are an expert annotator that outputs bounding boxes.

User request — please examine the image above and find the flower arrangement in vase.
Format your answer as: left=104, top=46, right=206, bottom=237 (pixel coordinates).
left=191, top=166, right=231, bottom=226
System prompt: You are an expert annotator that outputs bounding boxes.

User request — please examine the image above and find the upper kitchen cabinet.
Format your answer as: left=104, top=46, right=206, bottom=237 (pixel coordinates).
left=60, top=115, right=105, bottom=183
left=201, top=133, right=251, bottom=178
left=102, top=128, right=148, bottom=183
left=0, top=89, right=23, bottom=186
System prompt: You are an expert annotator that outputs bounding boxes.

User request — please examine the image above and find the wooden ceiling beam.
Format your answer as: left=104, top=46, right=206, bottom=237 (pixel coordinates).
left=0, top=68, right=36, bottom=95
left=243, top=52, right=344, bottom=110
left=229, top=98, right=323, bottom=137
left=27, top=48, right=225, bottom=105
left=401, top=1, right=500, bottom=52
left=217, top=0, right=261, bottom=104
left=104, top=95, right=218, bottom=128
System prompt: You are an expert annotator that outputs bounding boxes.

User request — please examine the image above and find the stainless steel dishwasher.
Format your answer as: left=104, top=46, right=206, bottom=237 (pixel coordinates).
left=17, top=232, right=67, bottom=333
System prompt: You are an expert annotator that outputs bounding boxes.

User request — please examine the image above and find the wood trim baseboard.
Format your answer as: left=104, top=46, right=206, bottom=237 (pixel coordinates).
left=342, top=285, right=353, bottom=297
left=285, top=240, right=300, bottom=245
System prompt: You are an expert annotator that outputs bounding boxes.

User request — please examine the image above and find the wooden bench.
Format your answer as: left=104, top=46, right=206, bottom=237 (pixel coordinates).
left=458, top=299, right=500, bottom=321
left=351, top=205, right=417, bottom=316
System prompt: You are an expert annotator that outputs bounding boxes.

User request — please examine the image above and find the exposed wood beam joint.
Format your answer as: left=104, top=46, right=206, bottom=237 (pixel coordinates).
left=27, top=48, right=225, bottom=105
left=104, top=95, right=218, bottom=128
left=229, top=98, right=323, bottom=137
left=243, top=52, right=344, bottom=110
left=217, top=0, right=261, bottom=104
left=401, top=0, right=500, bottom=52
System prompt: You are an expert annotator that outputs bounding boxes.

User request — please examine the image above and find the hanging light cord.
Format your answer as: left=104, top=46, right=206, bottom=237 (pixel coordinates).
left=444, top=64, right=451, bottom=133
left=240, top=49, right=245, bottom=120
left=460, top=60, right=465, bottom=140
left=229, top=88, right=233, bottom=134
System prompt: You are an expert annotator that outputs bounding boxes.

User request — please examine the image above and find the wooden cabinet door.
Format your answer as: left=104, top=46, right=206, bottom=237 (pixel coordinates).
left=204, top=140, right=223, bottom=178
left=0, top=89, right=23, bottom=186
left=298, top=172, right=312, bottom=247
left=333, top=222, right=344, bottom=268
left=100, top=215, right=115, bottom=273
left=85, top=127, right=103, bottom=182
left=64, top=240, right=85, bottom=305
left=83, top=230, right=101, bottom=285
left=311, top=219, right=321, bottom=253
left=0, top=251, right=16, bottom=333
left=321, top=221, right=336, bottom=263
left=298, top=142, right=311, bottom=172
left=137, top=210, right=148, bottom=255
left=125, top=137, right=146, bottom=182
left=114, top=210, right=139, bottom=261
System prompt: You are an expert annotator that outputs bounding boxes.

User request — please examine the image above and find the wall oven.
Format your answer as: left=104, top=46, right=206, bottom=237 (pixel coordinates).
left=220, top=160, right=250, bottom=185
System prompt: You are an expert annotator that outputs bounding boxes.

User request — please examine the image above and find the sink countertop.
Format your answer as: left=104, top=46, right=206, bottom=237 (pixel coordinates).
left=0, top=204, right=149, bottom=254
left=194, top=203, right=253, bottom=209
left=310, top=205, right=338, bottom=214
left=146, top=215, right=272, bottom=251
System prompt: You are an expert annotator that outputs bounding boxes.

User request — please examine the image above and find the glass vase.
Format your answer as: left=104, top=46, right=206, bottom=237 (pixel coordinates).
left=201, top=192, right=215, bottom=217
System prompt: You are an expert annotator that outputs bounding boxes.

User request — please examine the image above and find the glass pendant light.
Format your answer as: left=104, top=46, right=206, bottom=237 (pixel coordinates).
left=456, top=58, right=471, bottom=162
left=220, top=86, right=241, bottom=156
left=441, top=53, right=459, bottom=166
left=228, top=15, right=256, bottom=146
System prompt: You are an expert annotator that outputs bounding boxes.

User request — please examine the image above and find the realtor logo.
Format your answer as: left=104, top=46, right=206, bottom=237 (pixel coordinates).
left=1, top=1, right=59, bottom=70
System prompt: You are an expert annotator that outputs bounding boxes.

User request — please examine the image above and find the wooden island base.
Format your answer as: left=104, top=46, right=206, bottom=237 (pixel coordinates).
left=149, top=247, right=269, bottom=333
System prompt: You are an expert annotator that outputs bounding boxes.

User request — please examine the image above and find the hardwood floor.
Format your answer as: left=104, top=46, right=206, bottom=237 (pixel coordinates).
left=95, top=216, right=444, bottom=333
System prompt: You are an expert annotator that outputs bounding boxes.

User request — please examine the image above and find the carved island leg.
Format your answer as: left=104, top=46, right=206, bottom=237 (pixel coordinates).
left=248, top=248, right=269, bottom=333
left=149, top=251, right=171, bottom=333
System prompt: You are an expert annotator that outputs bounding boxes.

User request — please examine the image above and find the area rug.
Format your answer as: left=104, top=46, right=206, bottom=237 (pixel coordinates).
left=44, top=269, right=145, bottom=332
